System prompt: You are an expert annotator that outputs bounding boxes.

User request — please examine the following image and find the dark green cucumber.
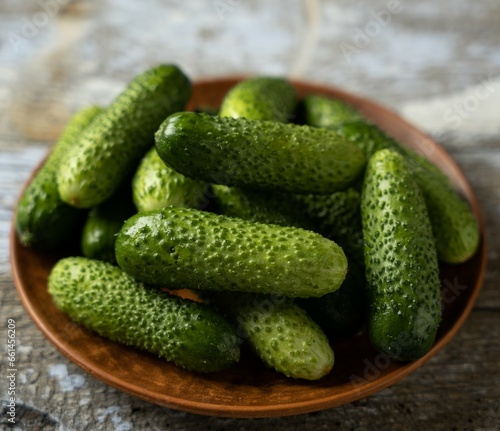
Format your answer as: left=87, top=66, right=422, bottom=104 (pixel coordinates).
left=15, top=106, right=103, bottom=249
left=81, top=182, right=136, bottom=264
left=219, top=76, right=297, bottom=122
left=48, top=257, right=240, bottom=373
left=58, top=65, right=191, bottom=208
left=155, top=112, right=365, bottom=194
left=132, top=147, right=209, bottom=212
left=115, top=207, right=348, bottom=298
left=301, top=94, right=363, bottom=128
left=208, top=292, right=334, bottom=380
left=361, top=149, right=441, bottom=361
left=297, top=257, right=366, bottom=338
left=212, top=185, right=313, bottom=230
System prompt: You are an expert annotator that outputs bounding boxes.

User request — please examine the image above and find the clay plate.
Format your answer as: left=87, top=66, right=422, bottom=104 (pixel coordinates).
left=11, top=77, right=487, bottom=418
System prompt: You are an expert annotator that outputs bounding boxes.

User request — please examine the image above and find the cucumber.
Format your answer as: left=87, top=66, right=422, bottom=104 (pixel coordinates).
left=208, top=292, right=334, bottom=380
left=155, top=112, right=365, bottom=194
left=115, top=207, right=348, bottom=298
left=297, top=257, right=366, bottom=338
left=361, top=149, right=441, bottom=361
left=81, top=182, right=136, bottom=264
left=338, top=121, right=480, bottom=263
left=57, top=65, right=191, bottom=209
left=301, top=94, right=363, bottom=128
left=132, top=147, right=209, bottom=212
left=15, top=105, right=103, bottom=249
left=219, top=76, right=297, bottom=122
left=48, top=257, right=240, bottom=373
left=212, top=185, right=313, bottom=230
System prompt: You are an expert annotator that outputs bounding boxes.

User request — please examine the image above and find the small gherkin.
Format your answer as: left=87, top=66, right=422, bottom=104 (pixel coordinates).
left=361, top=149, right=441, bottom=361
left=48, top=257, right=240, bottom=373
left=115, top=207, right=348, bottom=298
left=155, top=112, right=366, bottom=194
left=58, top=65, right=191, bottom=209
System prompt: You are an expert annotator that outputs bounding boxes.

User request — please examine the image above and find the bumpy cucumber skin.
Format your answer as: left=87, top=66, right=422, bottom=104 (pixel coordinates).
left=212, top=185, right=314, bottom=230
left=15, top=106, right=103, bottom=250
left=302, top=95, right=363, bottom=129
left=58, top=65, right=191, bottom=209
left=155, top=112, right=365, bottom=194
left=219, top=77, right=297, bottom=122
left=115, top=207, right=347, bottom=298
left=48, top=257, right=240, bottom=373
left=81, top=182, right=136, bottom=264
left=132, top=147, right=209, bottom=212
left=361, top=149, right=441, bottom=361
left=208, top=292, right=334, bottom=380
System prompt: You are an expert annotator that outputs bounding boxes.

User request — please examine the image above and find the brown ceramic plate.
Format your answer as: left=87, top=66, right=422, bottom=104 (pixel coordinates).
left=11, top=77, right=487, bottom=418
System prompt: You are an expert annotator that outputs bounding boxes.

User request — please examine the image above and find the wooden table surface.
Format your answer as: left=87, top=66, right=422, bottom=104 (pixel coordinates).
left=1, top=1, right=499, bottom=429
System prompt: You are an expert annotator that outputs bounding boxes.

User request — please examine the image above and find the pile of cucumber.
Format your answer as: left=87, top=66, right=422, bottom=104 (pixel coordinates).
left=15, top=65, right=480, bottom=380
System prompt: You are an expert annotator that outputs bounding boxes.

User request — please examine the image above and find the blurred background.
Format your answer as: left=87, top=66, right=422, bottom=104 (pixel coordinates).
left=1, top=1, right=499, bottom=429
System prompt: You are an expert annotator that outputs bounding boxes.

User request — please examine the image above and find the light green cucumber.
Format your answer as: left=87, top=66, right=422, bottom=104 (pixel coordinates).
left=48, top=257, right=240, bottom=373
left=301, top=94, right=363, bottom=128
left=115, top=207, right=347, bottom=298
left=219, top=76, right=297, bottom=122
left=208, top=292, right=334, bottom=380
left=58, top=65, right=191, bottom=209
left=362, top=149, right=441, bottom=361
left=81, top=182, right=136, bottom=264
left=155, top=112, right=365, bottom=194
left=132, top=147, right=209, bottom=212
left=15, top=105, right=103, bottom=249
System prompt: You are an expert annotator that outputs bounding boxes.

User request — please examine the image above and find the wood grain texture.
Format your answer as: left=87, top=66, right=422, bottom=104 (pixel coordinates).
left=1, top=0, right=499, bottom=429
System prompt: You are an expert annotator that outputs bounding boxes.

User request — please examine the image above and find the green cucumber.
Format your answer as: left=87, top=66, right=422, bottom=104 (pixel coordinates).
left=81, top=182, right=136, bottom=264
left=155, top=112, right=365, bottom=194
left=361, top=149, right=441, bottom=361
left=15, top=105, right=103, bottom=249
left=212, top=185, right=313, bottom=230
left=132, top=147, right=209, bottom=212
left=301, top=94, right=363, bottom=128
left=48, top=257, right=240, bottom=373
left=58, top=65, right=191, bottom=209
left=208, top=292, right=334, bottom=380
left=115, top=207, right=347, bottom=298
left=219, top=76, right=297, bottom=122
